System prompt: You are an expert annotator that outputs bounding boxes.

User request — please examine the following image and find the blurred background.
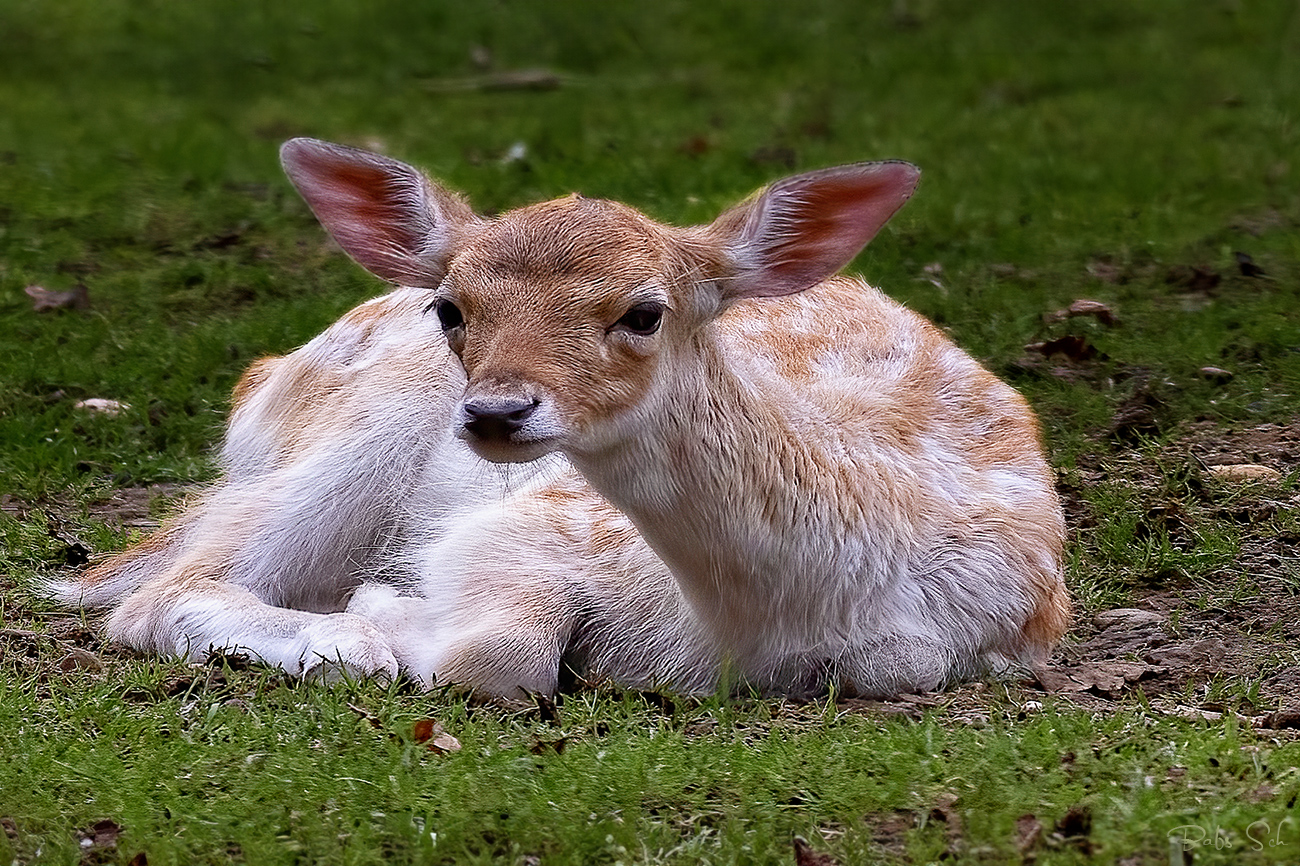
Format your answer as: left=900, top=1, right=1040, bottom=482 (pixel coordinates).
left=1, top=0, right=1297, bottom=492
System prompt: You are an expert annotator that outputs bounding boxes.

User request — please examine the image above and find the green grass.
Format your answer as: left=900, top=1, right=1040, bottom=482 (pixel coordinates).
left=3, top=665, right=1298, bottom=865
left=3, top=0, right=1300, bottom=863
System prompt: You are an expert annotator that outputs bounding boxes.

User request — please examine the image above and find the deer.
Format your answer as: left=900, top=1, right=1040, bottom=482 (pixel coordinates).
left=53, top=138, right=1069, bottom=699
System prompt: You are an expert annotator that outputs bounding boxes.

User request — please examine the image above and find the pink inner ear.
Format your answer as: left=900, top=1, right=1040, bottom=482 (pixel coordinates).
left=733, top=161, right=920, bottom=299
left=281, top=139, right=447, bottom=287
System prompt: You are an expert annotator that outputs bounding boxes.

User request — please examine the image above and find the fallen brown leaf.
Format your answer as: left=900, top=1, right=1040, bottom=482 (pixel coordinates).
left=411, top=719, right=461, bottom=753
left=1235, top=251, right=1268, bottom=278
left=1165, top=264, right=1221, bottom=293
left=1055, top=804, right=1092, bottom=838
left=57, top=647, right=104, bottom=673
left=1092, top=608, right=1165, bottom=629
left=792, top=836, right=839, bottom=866
left=1025, top=335, right=1099, bottom=363
left=1034, top=660, right=1157, bottom=696
left=1050, top=805, right=1094, bottom=855
left=529, top=736, right=569, bottom=755
left=1014, top=814, right=1044, bottom=856
left=1144, top=639, right=1228, bottom=668
left=74, top=398, right=131, bottom=417
left=532, top=690, right=562, bottom=726
left=1208, top=464, right=1281, bottom=483
left=1086, top=258, right=1125, bottom=284
left=929, top=792, right=964, bottom=855
left=679, top=135, right=711, bottom=157
left=1261, top=707, right=1300, bottom=730
left=419, top=68, right=561, bottom=93
left=26, top=283, right=90, bottom=311
left=1045, top=299, right=1118, bottom=326
left=1198, top=366, right=1234, bottom=384
left=79, top=819, right=121, bottom=851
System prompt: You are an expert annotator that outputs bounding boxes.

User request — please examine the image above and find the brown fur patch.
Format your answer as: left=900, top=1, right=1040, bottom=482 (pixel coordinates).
left=445, top=197, right=701, bottom=430
left=230, top=357, right=281, bottom=410
left=1021, top=579, right=1073, bottom=652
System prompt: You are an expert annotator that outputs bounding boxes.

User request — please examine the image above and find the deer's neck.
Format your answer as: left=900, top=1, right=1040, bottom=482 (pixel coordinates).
left=567, top=333, right=864, bottom=653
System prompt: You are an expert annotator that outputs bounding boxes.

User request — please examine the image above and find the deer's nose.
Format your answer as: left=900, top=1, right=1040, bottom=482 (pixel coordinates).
left=460, top=395, right=540, bottom=441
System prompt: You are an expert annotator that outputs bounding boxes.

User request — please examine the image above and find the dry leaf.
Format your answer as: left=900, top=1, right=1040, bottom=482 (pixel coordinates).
left=420, top=68, right=561, bottom=93
left=529, top=736, right=569, bottom=755
left=79, top=819, right=121, bottom=851
left=1086, top=259, right=1125, bottom=284
left=1025, top=335, right=1099, bottom=362
left=1261, top=706, right=1300, bottom=730
left=1046, top=299, right=1118, bottom=326
left=1144, top=639, right=1228, bottom=668
left=1055, top=805, right=1092, bottom=838
left=1034, top=661, right=1156, bottom=695
left=1198, top=366, right=1234, bottom=384
left=57, top=647, right=104, bottom=673
left=411, top=719, right=461, bottom=753
left=1014, top=814, right=1044, bottom=855
left=792, top=836, right=839, bottom=866
left=679, top=135, right=711, bottom=157
left=74, top=398, right=131, bottom=417
left=1165, top=265, right=1221, bottom=293
left=1208, top=464, right=1280, bottom=483
left=928, top=792, right=965, bottom=854
left=26, top=283, right=90, bottom=311
left=1235, top=251, right=1267, bottom=278
left=532, top=691, right=562, bottom=726
left=1049, top=805, right=1095, bottom=855
left=1092, top=608, right=1164, bottom=629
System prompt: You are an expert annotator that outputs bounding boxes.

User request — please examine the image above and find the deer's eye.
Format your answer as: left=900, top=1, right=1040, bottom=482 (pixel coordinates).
left=613, top=302, right=664, bottom=336
left=430, top=299, right=464, bottom=332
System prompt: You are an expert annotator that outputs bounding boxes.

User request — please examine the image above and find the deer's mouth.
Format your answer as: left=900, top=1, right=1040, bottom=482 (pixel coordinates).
left=455, top=395, right=561, bottom=463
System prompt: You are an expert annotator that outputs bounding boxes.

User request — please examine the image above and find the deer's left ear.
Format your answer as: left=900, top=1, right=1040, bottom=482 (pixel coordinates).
left=707, top=161, right=920, bottom=300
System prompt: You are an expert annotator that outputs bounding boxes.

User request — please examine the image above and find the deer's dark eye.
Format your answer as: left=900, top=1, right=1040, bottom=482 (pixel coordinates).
left=614, top=302, right=664, bottom=336
left=431, top=299, right=464, bottom=332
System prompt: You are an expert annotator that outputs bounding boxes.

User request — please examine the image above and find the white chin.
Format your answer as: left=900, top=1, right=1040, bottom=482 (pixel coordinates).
left=464, top=437, right=557, bottom=464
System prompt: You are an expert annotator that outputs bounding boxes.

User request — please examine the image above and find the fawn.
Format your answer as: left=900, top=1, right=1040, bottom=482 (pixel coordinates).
left=55, top=139, right=1069, bottom=698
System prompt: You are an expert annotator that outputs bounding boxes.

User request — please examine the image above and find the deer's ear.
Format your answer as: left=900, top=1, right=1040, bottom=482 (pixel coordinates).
left=280, top=138, right=480, bottom=287
left=708, top=161, right=920, bottom=300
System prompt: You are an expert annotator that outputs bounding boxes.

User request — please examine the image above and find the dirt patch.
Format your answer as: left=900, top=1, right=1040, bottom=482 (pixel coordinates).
left=1, top=483, right=184, bottom=529
left=1032, top=418, right=1300, bottom=723
left=1, top=483, right=185, bottom=543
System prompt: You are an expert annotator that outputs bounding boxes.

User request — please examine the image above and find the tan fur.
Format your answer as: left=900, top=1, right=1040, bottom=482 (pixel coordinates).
left=52, top=140, right=1069, bottom=698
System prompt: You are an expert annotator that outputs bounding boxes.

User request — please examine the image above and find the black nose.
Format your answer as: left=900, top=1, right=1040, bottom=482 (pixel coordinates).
left=461, top=396, right=540, bottom=441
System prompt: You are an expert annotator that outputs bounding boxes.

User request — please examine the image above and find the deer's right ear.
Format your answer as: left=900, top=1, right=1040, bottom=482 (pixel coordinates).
left=708, top=161, right=920, bottom=301
left=280, top=138, right=479, bottom=288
